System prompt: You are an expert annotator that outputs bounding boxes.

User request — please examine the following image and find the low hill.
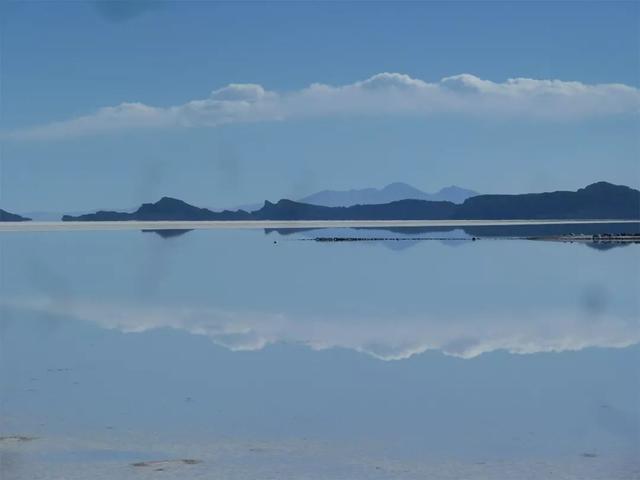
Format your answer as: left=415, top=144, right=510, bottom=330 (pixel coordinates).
left=62, top=197, right=252, bottom=221
left=0, top=209, right=31, bottom=222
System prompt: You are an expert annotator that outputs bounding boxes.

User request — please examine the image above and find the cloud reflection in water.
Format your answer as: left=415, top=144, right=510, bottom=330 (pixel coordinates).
left=5, top=298, right=639, bottom=361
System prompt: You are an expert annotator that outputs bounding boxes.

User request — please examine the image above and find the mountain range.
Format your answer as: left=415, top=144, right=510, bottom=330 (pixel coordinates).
left=58, top=182, right=640, bottom=222
left=9, top=182, right=474, bottom=221
left=298, top=182, right=478, bottom=206
left=223, top=182, right=477, bottom=213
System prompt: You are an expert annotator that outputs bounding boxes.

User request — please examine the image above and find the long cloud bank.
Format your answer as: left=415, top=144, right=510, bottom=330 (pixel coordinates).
left=6, top=298, right=639, bottom=361
left=4, top=73, right=640, bottom=140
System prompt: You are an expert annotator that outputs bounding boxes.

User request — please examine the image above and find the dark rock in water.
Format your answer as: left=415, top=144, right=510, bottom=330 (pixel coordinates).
left=0, top=209, right=31, bottom=222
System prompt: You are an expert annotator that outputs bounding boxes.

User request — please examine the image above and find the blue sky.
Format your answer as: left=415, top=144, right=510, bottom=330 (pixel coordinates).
left=1, top=1, right=639, bottom=213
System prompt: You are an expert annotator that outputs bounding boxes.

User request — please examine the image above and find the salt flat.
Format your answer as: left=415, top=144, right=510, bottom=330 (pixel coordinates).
left=0, top=218, right=638, bottom=232
left=3, top=225, right=639, bottom=480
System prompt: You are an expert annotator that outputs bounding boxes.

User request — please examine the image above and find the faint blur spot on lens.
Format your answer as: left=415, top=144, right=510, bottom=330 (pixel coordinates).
left=580, top=284, right=608, bottom=317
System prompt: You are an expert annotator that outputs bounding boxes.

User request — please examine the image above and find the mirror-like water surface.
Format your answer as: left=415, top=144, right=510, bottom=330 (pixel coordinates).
left=1, top=229, right=638, bottom=479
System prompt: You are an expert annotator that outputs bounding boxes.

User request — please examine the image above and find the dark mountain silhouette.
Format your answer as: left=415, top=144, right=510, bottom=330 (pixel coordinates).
left=61, top=182, right=640, bottom=222
left=63, top=197, right=252, bottom=221
left=0, top=209, right=31, bottom=222
left=253, top=198, right=458, bottom=220
left=233, top=183, right=476, bottom=213
left=454, top=182, right=639, bottom=220
left=299, top=182, right=478, bottom=206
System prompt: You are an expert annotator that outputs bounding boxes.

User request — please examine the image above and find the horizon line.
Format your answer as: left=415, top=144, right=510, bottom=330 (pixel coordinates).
left=1, top=219, right=639, bottom=233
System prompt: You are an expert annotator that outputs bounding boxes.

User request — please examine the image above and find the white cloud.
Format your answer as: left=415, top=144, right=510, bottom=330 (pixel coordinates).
left=4, top=73, right=639, bottom=140
left=6, top=298, right=639, bottom=361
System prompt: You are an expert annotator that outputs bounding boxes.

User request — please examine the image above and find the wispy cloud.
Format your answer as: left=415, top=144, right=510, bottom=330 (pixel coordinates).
left=4, top=73, right=640, bottom=141
left=6, top=298, right=639, bottom=361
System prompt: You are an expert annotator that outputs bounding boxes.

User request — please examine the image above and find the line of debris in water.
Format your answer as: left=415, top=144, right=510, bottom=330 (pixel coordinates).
left=303, top=237, right=482, bottom=242
left=300, top=234, right=640, bottom=243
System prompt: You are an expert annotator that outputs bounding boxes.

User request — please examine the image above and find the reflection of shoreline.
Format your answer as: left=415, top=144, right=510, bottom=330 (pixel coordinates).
left=304, top=235, right=639, bottom=244
left=267, top=225, right=640, bottom=250
left=299, top=235, right=637, bottom=252
left=1, top=219, right=638, bottom=232
left=533, top=233, right=640, bottom=246
left=267, top=222, right=640, bottom=238
left=5, top=298, right=639, bottom=361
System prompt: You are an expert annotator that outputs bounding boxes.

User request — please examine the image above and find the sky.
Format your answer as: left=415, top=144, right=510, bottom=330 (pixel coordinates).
left=1, top=1, right=639, bottom=213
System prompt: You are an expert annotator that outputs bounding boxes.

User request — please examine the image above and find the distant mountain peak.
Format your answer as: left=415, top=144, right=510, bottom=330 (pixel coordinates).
left=155, top=196, right=189, bottom=206
left=380, top=182, right=426, bottom=195
left=382, top=181, right=417, bottom=190
left=299, top=182, right=478, bottom=207
left=582, top=181, right=628, bottom=192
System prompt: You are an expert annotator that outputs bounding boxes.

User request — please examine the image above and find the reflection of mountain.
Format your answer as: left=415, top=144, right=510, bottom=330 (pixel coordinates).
left=585, top=242, right=631, bottom=251
left=269, top=223, right=640, bottom=238
left=7, top=298, right=639, bottom=361
left=373, top=239, right=421, bottom=251
left=266, top=226, right=463, bottom=237
left=264, top=223, right=640, bottom=251
left=0, top=209, right=31, bottom=222
left=266, top=227, right=471, bottom=251
left=299, top=183, right=478, bottom=206
left=142, top=229, right=193, bottom=239
left=62, top=182, right=640, bottom=222
left=463, top=222, right=640, bottom=238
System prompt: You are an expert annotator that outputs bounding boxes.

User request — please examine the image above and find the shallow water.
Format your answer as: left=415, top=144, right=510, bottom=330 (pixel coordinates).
left=1, top=228, right=639, bottom=479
